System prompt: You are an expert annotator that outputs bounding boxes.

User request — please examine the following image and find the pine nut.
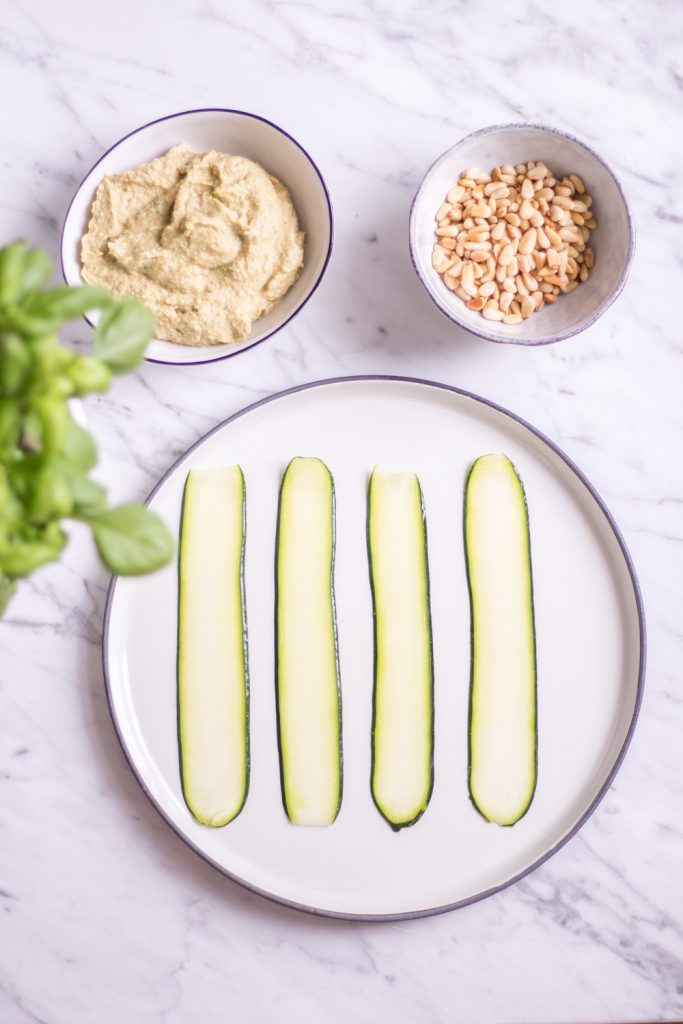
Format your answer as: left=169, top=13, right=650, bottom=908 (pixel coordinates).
left=482, top=307, right=504, bottom=321
left=520, top=294, right=535, bottom=319
left=519, top=198, right=534, bottom=221
left=520, top=178, right=534, bottom=200
left=460, top=262, right=475, bottom=293
left=518, top=228, right=537, bottom=255
left=484, top=183, right=509, bottom=198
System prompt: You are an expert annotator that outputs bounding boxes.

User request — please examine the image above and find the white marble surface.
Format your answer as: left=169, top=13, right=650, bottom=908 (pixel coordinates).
left=1, top=0, right=682, bottom=1020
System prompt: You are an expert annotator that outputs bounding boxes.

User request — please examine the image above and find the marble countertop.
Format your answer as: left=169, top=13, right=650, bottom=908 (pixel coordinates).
left=2, top=1, right=682, bottom=1021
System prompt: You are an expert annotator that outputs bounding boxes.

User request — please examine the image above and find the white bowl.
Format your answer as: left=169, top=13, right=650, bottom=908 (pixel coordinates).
left=409, top=124, right=635, bottom=346
left=61, top=109, right=334, bottom=365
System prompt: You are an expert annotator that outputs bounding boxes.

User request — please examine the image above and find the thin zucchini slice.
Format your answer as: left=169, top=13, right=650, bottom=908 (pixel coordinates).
left=178, top=466, right=248, bottom=827
left=368, top=467, right=434, bottom=830
left=276, top=457, right=342, bottom=826
left=465, top=453, right=537, bottom=826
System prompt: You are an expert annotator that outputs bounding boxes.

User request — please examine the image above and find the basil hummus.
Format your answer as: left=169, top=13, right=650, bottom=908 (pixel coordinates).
left=80, top=144, right=305, bottom=346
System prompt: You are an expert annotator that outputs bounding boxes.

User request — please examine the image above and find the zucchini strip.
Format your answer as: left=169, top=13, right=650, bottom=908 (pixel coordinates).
left=276, top=457, right=342, bottom=826
left=465, top=453, right=537, bottom=826
left=368, top=467, right=434, bottom=830
left=178, top=466, right=249, bottom=827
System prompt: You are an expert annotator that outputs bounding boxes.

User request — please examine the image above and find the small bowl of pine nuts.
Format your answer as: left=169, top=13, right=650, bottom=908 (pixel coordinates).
left=409, top=123, right=634, bottom=345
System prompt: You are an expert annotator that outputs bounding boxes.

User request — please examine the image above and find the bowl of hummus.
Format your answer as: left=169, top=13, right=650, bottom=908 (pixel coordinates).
left=61, top=109, right=334, bottom=365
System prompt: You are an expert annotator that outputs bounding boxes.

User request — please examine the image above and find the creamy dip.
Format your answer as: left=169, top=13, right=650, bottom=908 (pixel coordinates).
left=80, top=144, right=305, bottom=346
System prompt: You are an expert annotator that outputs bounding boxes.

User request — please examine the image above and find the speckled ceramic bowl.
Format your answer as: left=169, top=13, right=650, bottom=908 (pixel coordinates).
left=61, top=109, right=334, bottom=366
left=409, top=124, right=634, bottom=346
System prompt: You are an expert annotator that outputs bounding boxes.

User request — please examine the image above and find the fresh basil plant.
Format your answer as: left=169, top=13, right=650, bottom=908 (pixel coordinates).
left=0, top=241, right=174, bottom=614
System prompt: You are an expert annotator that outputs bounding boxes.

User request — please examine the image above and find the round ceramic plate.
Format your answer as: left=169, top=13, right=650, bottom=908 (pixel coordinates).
left=103, top=377, right=645, bottom=920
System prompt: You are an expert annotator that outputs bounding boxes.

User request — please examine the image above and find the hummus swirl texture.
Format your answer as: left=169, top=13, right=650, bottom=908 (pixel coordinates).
left=80, top=145, right=305, bottom=346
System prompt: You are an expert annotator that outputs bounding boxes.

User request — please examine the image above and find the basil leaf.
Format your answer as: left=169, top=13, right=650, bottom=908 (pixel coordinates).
left=18, top=249, right=52, bottom=296
left=0, top=398, right=20, bottom=452
left=0, top=576, right=17, bottom=615
left=0, top=333, right=31, bottom=396
left=58, top=465, right=107, bottom=517
left=21, top=284, right=112, bottom=322
left=27, top=465, right=73, bottom=520
left=60, top=419, right=97, bottom=471
left=87, top=503, right=174, bottom=575
left=0, top=526, right=67, bottom=577
left=94, top=298, right=155, bottom=372
left=0, top=243, right=28, bottom=306
left=67, top=355, right=112, bottom=394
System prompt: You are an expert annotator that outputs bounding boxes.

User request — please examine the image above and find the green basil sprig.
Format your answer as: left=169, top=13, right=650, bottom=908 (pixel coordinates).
left=0, top=241, right=174, bottom=614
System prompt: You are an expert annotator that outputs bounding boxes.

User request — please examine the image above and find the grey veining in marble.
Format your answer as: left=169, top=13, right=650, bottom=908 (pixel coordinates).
left=1, top=0, right=682, bottom=1021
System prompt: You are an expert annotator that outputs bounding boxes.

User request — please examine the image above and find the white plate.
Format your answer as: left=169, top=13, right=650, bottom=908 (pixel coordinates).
left=103, top=377, right=645, bottom=919
left=61, top=109, right=333, bottom=365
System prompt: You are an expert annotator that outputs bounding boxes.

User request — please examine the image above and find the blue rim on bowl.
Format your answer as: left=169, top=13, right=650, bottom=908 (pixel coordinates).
left=60, top=108, right=334, bottom=367
left=409, top=123, right=636, bottom=346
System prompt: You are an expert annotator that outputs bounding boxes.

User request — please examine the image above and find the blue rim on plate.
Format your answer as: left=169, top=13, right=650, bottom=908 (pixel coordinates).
left=101, top=375, right=646, bottom=922
left=409, top=123, right=636, bottom=346
left=60, top=108, right=335, bottom=367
